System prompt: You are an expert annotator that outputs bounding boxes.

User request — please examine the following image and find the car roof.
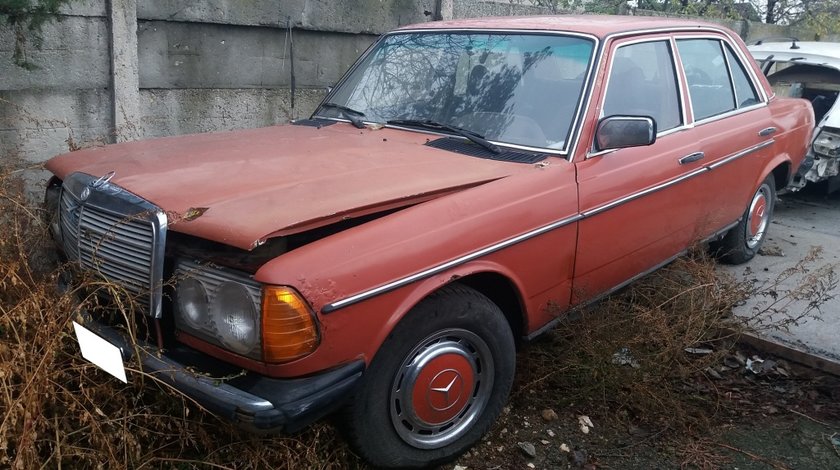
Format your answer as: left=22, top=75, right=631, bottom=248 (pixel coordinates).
left=748, top=41, right=840, bottom=67
left=397, top=14, right=734, bottom=39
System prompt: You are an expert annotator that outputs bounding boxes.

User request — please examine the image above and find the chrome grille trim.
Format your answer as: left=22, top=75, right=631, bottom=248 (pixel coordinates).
left=58, top=172, right=167, bottom=318
left=59, top=190, right=81, bottom=259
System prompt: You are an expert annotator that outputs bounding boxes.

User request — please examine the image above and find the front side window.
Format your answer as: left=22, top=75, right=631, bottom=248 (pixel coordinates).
left=602, top=40, right=682, bottom=132
left=677, top=38, right=737, bottom=121
left=318, top=32, right=596, bottom=151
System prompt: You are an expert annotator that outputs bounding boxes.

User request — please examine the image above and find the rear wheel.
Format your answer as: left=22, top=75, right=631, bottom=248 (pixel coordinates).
left=341, top=284, right=515, bottom=468
left=713, top=174, right=775, bottom=264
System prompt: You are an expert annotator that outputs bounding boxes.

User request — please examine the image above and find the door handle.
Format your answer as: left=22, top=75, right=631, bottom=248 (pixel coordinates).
left=678, top=151, right=705, bottom=165
left=758, top=127, right=777, bottom=136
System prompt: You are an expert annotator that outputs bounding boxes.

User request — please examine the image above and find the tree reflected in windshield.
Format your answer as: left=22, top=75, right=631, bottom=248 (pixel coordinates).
left=320, top=32, right=595, bottom=151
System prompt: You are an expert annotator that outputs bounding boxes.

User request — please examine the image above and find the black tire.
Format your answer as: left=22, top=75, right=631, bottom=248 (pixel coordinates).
left=340, top=284, right=516, bottom=469
left=712, top=174, right=776, bottom=264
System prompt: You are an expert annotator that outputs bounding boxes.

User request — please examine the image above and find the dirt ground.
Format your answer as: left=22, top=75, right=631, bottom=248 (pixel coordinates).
left=449, top=186, right=840, bottom=470
left=725, top=185, right=840, bottom=370
left=4, top=167, right=839, bottom=469
left=452, top=338, right=840, bottom=470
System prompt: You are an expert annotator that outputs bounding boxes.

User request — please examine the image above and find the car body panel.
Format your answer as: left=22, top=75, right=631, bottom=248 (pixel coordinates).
left=45, top=124, right=531, bottom=250
left=47, top=15, right=813, bottom=413
left=573, top=32, right=706, bottom=300
left=569, top=29, right=792, bottom=302
left=254, top=162, right=579, bottom=376
left=748, top=42, right=840, bottom=129
left=398, top=14, right=742, bottom=39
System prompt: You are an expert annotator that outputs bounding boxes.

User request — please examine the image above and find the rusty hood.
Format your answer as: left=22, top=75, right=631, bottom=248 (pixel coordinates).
left=46, top=123, right=529, bottom=250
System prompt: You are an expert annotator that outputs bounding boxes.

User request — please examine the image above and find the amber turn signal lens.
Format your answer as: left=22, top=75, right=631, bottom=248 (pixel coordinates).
left=262, top=286, right=319, bottom=363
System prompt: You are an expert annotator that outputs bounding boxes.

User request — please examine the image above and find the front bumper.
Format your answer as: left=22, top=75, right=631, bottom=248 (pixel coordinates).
left=81, top=314, right=364, bottom=433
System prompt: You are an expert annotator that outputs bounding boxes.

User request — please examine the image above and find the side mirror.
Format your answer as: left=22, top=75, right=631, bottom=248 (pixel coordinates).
left=595, top=116, right=657, bottom=152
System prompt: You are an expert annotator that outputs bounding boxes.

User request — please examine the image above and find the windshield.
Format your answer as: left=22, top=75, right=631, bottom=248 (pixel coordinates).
left=317, top=32, right=596, bottom=151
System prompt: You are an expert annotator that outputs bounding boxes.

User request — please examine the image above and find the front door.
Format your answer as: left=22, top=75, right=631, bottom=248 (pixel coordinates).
left=573, top=36, right=706, bottom=301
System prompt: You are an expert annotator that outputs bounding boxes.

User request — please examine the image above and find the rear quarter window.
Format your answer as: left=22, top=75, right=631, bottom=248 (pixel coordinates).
left=725, top=45, right=760, bottom=107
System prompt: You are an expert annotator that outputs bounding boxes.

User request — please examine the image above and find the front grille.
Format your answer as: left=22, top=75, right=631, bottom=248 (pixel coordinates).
left=58, top=172, right=167, bottom=317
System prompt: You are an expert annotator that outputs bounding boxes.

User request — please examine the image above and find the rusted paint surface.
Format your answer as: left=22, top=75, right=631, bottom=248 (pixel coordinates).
left=46, top=16, right=815, bottom=379
left=46, top=124, right=531, bottom=250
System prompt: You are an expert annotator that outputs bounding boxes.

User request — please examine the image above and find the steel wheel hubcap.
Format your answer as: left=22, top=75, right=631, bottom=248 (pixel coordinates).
left=390, top=329, right=493, bottom=449
left=746, top=184, right=770, bottom=249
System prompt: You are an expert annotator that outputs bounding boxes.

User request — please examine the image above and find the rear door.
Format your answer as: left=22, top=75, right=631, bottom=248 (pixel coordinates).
left=572, top=33, right=775, bottom=303
left=673, top=35, right=775, bottom=231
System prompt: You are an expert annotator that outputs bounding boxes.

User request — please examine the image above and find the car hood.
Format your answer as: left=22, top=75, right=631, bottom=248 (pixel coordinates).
left=46, top=123, right=528, bottom=250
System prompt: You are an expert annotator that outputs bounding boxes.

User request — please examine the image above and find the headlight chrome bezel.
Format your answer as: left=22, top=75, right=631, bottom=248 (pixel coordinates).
left=174, top=259, right=321, bottom=363
left=174, top=260, right=263, bottom=360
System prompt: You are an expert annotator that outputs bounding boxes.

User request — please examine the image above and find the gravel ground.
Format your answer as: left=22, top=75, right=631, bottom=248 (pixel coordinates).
left=445, top=185, right=840, bottom=470
left=450, top=345, right=840, bottom=470
left=725, top=186, right=840, bottom=370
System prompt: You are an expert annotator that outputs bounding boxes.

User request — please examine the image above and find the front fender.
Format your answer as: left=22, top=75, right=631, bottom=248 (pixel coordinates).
left=369, top=260, right=529, bottom=356
left=251, top=162, right=579, bottom=377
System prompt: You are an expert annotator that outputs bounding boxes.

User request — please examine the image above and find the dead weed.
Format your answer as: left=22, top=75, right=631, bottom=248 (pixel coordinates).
left=517, top=246, right=835, bottom=438
left=0, top=166, right=360, bottom=469
left=1, top=159, right=835, bottom=469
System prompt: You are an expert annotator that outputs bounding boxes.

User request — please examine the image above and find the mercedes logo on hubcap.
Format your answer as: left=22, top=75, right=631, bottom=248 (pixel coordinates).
left=427, top=369, right=464, bottom=412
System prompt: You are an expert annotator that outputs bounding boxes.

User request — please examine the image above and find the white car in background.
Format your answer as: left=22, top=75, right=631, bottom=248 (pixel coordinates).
left=750, top=40, right=840, bottom=191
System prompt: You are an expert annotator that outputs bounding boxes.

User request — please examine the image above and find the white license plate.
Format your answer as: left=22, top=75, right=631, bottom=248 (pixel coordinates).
left=73, top=321, right=128, bottom=383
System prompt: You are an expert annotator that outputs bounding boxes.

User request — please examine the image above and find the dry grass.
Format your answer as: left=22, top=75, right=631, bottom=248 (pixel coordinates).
left=1, top=159, right=835, bottom=469
left=516, top=246, right=835, bottom=437
left=515, top=252, right=749, bottom=432
left=0, top=165, right=362, bottom=469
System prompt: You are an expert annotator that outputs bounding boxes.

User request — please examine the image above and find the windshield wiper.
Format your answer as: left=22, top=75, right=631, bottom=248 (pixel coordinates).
left=319, top=102, right=366, bottom=129
left=387, top=119, right=501, bottom=154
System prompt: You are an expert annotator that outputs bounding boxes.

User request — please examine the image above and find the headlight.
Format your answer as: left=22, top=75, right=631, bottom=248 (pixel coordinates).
left=214, top=282, right=259, bottom=354
left=176, top=278, right=208, bottom=330
left=174, top=260, right=319, bottom=363
left=174, top=260, right=262, bottom=359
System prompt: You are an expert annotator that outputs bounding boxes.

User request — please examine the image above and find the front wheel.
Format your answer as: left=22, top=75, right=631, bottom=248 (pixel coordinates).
left=341, top=284, right=515, bottom=468
left=712, top=174, right=776, bottom=264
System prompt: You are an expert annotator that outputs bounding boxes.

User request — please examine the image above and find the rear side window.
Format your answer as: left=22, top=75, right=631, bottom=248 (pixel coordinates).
left=677, top=39, right=736, bottom=120
left=724, top=45, right=760, bottom=107
left=602, top=40, right=682, bottom=132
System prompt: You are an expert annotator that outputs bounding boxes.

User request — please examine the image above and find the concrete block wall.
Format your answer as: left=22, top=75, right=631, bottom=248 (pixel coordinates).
left=0, top=0, right=832, bottom=167
left=0, top=1, right=111, bottom=162
left=1, top=0, right=437, bottom=165
left=451, top=0, right=557, bottom=18
left=130, top=0, right=440, bottom=141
